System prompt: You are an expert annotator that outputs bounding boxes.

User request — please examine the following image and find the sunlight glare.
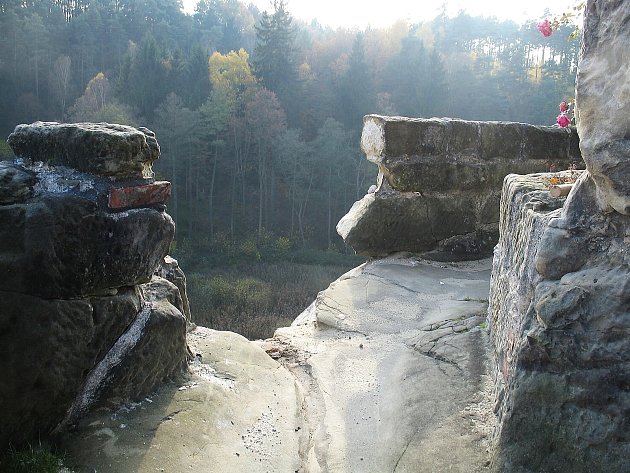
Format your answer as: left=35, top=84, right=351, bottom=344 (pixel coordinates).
left=181, top=0, right=576, bottom=28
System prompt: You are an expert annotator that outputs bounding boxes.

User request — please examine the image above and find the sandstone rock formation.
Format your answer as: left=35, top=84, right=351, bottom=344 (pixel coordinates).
left=489, top=2, right=630, bottom=470
left=338, top=116, right=581, bottom=259
left=0, top=160, right=36, bottom=203
left=576, top=0, right=630, bottom=215
left=0, top=122, right=188, bottom=449
left=56, top=256, right=496, bottom=473
left=7, top=121, right=159, bottom=179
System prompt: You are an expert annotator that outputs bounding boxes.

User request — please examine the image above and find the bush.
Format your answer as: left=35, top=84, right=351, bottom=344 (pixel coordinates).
left=198, top=276, right=273, bottom=310
left=285, top=247, right=364, bottom=266
left=238, top=239, right=261, bottom=261
left=275, top=236, right=292, bottom=252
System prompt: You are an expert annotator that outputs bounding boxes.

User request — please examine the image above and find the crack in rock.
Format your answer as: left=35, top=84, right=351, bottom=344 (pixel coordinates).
left=361, top=270, right=426, bottom=294
left=393, top=427, right=419, bottom=473
left=407, top=314, right=485, bottom=373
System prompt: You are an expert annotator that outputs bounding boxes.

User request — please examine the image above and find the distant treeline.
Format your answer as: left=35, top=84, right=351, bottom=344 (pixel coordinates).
left=0, top=0, right=579, bottom=250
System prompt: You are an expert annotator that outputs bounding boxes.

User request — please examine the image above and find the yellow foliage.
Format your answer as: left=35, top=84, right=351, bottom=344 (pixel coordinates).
left=83, top=72, right=110, bottom=108
left=364, top=20, right=409, bottom=76
left=275, top=236, right=292, bottom=252
left=490, top=60, right=503, bottom=75
left=298, top=62, right=314, bottom=81
left=208, top=48, right=256, bottom=97
left=527, top=66, right=542, bottom=84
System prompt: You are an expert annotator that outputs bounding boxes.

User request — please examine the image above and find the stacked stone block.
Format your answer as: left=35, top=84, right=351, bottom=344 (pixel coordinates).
left=0, top=122, right=189, bottom=448
left=338, top=116, right=581, bottom=259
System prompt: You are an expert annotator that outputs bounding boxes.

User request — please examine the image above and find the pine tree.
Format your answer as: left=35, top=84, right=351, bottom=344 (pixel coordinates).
left=253, top=0, right=298, bottom=113
left=339, top=32, right=374, bottom=128
left=182, top=44, right=211, bottom=110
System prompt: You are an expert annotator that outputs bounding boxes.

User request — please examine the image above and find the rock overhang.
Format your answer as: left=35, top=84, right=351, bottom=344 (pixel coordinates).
left=342, top=115, right=582, bottom=258
left=7, top=121, right=160, bottom=180
left=1, top=121, right=176, bottom=299
left=6, top=121, right=172, bottom=212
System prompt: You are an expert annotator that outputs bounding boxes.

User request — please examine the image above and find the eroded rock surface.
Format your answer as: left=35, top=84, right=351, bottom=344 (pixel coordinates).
left=338, top=116, right=581, bottom=258
left=1, top=289, right=139, bottom=446
left=0, top=161, right=36, bottom=203
left=7, top=122, right=159, bottom=180
left=0, top=122, right=186, bottom=449
left=0, top=194, right=174, bottom=298
left=270, top=257, right=495, bottom=473
left=489, top=172, right=630, bottom=472
left=577, top=0, right=630, bottom=214
left=155, top=255, right=192, bottom=323
left=488, top=3, right=630, bottom=471
left=57, top=328, right=303, bottom=473
left=57, top=256, right=496, bottom=473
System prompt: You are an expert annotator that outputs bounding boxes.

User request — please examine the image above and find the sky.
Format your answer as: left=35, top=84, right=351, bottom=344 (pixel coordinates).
left=181, top=0, right=576, bottom=28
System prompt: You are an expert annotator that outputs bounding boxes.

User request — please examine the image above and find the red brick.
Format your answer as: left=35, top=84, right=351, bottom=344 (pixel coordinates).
left=108, top=181, right=171, bottom=209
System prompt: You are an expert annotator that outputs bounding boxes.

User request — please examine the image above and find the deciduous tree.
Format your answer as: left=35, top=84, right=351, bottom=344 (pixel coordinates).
left=50, top=55, right=72, bottom=119
left=244, top=88, right=287, bottom=234
left=69, top=71, right=135, bottom=124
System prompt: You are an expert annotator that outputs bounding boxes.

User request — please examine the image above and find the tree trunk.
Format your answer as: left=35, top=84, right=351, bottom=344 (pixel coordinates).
left=327, top=163, right=332, bottom=248
left=290, top=152, right=297, bottom=235
left=258, top=147, right=265, bottom=234
left=295, top=171, right=313, bottom=247
left=208, top=146, right=218, bottom=237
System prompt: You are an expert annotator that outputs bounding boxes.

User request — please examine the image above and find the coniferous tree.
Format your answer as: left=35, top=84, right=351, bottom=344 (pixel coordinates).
left=339, top=32, right=374, bottom=128
left=276, top=128, right=313, bottom=245
left=182, top=44, right=212, bottom=109
left=153, top=92, right=204, bottom=236
left=253, top=0, right=299, bottom=120
left=118, top=34, right=168, bottom=121
left=385, top=30, right=429, bottom=117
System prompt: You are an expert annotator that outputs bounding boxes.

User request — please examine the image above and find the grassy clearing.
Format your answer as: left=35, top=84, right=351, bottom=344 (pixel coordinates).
left=173, top=233, right=366, bottom=340
left=187, top=259, right=362, bottom=340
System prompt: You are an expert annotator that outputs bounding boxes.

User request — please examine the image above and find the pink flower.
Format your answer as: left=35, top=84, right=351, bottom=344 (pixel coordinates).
left=557, top=114, right=570, bottom=128
left=559, top=101, right=569, bottom=112
left=537, top=19, right=553, bottom=37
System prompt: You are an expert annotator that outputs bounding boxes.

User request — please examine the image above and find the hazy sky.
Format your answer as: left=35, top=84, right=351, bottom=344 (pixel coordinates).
left=181, top=0, right=576, bottom=28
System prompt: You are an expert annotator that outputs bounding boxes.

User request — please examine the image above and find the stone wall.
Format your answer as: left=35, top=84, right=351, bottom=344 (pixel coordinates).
left=490, top=172, right=629, bottom=472
left=0, top=122, right=190, bottom=449
left=488, top=1, right=630, bottom=471
left=338, top=116, right=581, bottom=259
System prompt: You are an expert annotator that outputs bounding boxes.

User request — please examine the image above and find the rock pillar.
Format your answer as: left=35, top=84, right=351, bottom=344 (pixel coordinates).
left=489, top=2, right=630, bottom=471
left=0, top=122, right=189, bottom=449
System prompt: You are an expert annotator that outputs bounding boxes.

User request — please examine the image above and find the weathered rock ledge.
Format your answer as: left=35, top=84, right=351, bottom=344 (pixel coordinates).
left=7, top=121, right=160, bottom=180
left=338, top=116, right=581, bottom=258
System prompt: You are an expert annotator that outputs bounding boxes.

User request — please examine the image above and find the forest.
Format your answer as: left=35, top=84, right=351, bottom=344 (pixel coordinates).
left=0, top=0, right=580, bottom=337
